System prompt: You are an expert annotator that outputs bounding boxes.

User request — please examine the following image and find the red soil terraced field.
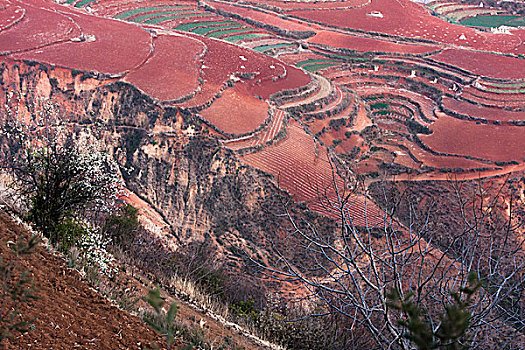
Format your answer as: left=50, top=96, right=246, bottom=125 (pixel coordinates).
left=124, top=34, right=205, bottom=102
left=309, top=31, right=440, bottom=55
left=0, top=1, right=80, bottom=54
left=180, top=32, right=310, bottom=105
left=421, top=113, right=525, bottom=163
left=241, top=0, right=371, bottom=11
left=205, top=0, right=314, bottom=32
left=442, top=97, right=525, bottom=122
left=430, top=49, right=525, bottom=80
left=399, top=138, right=489, bottom=170
left=0, top=0, right=25, bottom=31
left=242, top=120, right=384, bottom=225
left=200, top=84, right=269, bottom=134
left=288, top=0, right=522, bottom=54
left=460, top=87, right=525, bottom=107
left=12, top=3, right=151, bottom=74
left=223, top=109, right=286, bottom=149
left=253, top=64, right=311, bottom=98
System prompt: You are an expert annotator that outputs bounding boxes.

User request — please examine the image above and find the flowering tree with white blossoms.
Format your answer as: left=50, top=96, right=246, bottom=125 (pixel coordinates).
left=0, top=93, right=122, bottom=244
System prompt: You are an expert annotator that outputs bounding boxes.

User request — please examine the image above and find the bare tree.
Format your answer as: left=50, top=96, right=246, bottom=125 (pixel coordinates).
left=253, top=173, right=525, bottom=349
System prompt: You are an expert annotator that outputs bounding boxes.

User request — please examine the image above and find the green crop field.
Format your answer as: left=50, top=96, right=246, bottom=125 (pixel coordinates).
left=207, top=28, right=256, bottom=38
left=483, top=81, right=525, bottom=88
left=192, top=25, right=242, bottom=35
left=253, top=43, right=293, bottom=52
left=75, top=0, right=95, bottom=7
left=132, top=10, right=194, bottom=23
left=143, top=13, right=205, bottom=24
left=296, top=59, right=340, bottom=68
left=460, top=15, right=523, bottom=28
left=115, top=6, right=191, bottom=20
left=484, top=87, right=525, bottom=94
left=303, top=63, right=337, bottom=72
left=223, top=33, right=270, bottom=43
left=370, top=102, right=390, bottom=110
left=176, top=20, right=237, bottom=31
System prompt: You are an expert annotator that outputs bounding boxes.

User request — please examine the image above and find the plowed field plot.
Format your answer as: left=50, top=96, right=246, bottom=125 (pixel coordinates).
left=200, top=84, right=269, bottom=134
left=255, top=63, right=311, bottom=98
left=442, top=97, right=525, bottom=122
left=242, top=120, right=384, bottom=225
left=400, top=138, right=489, bottom=169
left=421, top=114, right=525, bottom=163
left=287, top=0, right=521, bottom=54
left=0, top=212, right=165, bottom=350
left=309, top=31, right=440, bottom=55
left=205, top=0, right=314, bottom=31
left=181, top=32, right=309, bottom=101
left=124, top=34, right=205, bottom=101
left=13, top=8, right=151, bottom=74
left=242, top=0, right=371, bottom=11
left=430, top=49, right=525, bottom=80
left=0, top=1, right=24, bottom=31
left=0, top=1, right=80, bottom=54
left=461, top=86, right=525, bottom=104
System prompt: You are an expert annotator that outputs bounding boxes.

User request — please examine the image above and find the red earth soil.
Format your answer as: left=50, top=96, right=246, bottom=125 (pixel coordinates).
left=309, top=31, right=441, bottom=54
left=421, top=113, right=525, bottom=163
left=241, top=0, right=371, bottom=11
left=287, top=0, right=522, bottom=54
left=180, top=32, right=310, bottom=104
left=12, top=2, right=151, bottom=74
left=442, top=97, right=525, bottom=122
left=206, top=1, right=314, bottom=32
left=0, top=1, right=80, bottom=54
left=124, top=34, right=205, bottom=101
left=400, top=138, right=489, bottom=169
left=242, top=120, right=384, bottom=225
left=253, top=64, right=311, bottom=99
left=200, top=84, right=269, bottom=134
left=430, top=49, right=525, bottom=80
left=0, top=1, right=25, bottom=31
left=0, top=212, right=168, bottom=350
left=463, top=87, right=525, bottom=103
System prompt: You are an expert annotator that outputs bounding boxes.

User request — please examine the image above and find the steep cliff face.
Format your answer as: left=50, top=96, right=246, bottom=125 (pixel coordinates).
left=0, top=60, right=325, bottom=276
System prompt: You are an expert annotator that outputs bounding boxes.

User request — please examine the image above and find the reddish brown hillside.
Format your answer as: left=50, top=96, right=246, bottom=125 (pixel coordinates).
left=0, top=212, right=169, bottom=350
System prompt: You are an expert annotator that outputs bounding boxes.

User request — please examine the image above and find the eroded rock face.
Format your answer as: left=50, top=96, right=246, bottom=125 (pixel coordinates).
left=0, top=60, right=331, bottom=282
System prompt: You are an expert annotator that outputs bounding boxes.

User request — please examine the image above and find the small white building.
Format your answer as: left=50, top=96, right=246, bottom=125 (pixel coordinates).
left=367, top=11, right=384, bottom=18
left=491, top=26, right=512, bottom=34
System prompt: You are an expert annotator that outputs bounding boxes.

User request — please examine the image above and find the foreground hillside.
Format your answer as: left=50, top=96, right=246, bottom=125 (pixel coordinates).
left=0, top=211, right=167, bottom=349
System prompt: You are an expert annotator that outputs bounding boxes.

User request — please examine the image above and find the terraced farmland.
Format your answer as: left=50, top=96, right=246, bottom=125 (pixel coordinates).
left=5, top=0, right=524, bottom=228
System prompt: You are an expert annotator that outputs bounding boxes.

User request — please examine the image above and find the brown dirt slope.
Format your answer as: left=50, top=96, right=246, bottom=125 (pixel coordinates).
left=0, top=211, right=170, bottom=350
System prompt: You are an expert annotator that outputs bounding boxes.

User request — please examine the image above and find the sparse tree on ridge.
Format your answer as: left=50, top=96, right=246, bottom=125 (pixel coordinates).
left=253, top=171, right=525, bottom=349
